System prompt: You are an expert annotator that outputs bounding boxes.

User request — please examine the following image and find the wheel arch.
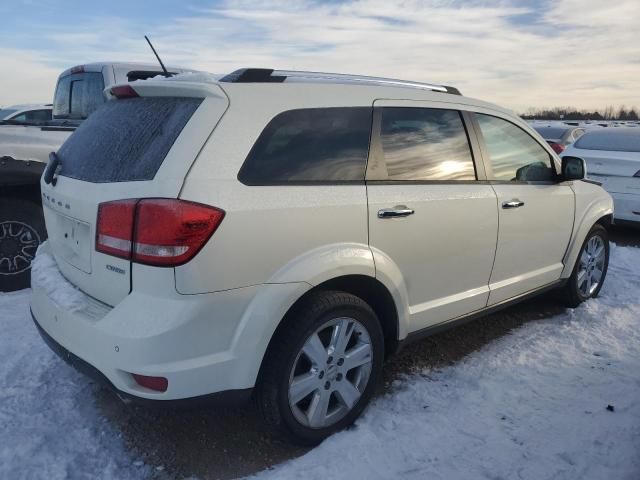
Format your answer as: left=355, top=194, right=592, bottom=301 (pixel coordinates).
left=561, top=185, right=614, bottom=278
left=254, top=274, right=401, bottom=390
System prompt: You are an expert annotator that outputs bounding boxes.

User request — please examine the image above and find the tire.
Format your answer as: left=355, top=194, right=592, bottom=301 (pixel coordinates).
left=0, top=197, right=47, bottom=292
left=256, top=290, right=384, bottom=445
left=562, top=224, right=609, bottom=308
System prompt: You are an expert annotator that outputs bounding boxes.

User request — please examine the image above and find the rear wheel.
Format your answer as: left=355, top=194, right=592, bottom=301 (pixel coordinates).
left=256, top=291, right=384, bottom=445
left=563, top=224, right=609, bottom=307
left=0, top=197, right=46, bottom=292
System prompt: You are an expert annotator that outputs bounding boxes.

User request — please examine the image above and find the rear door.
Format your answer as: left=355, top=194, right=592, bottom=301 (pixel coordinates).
left=471, top=113, right=574, bottom=305
left=41, top=82, right=228, bottom=306
left=366, top=101, right=498, bottom=332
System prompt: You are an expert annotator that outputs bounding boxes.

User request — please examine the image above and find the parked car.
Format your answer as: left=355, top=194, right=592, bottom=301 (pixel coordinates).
left=533, top=125, right=585, bottom=154
left=30, top=68, right=613, bottom=445
left=0, top=62, right=191, bottom=292
left=563, top=127, right=640, bottom=226
left=0, top=104, right=52, bottom=123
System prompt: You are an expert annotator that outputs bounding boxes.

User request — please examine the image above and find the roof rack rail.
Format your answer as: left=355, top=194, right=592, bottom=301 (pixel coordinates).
left=219, top=68, right=461, bottom=95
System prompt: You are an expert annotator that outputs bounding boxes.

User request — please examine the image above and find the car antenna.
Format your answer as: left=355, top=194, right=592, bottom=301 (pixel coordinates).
left=144, top=35, right=171, bottom=77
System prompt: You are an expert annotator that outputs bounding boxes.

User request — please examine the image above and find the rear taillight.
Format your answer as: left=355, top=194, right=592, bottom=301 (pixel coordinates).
left=110, top=85, right=139, bottom=99
left=548, top=141, right=565, bottom=154
left=96, top=199, right=137, bottom=259
left=96, top=199, right=224, bottom=267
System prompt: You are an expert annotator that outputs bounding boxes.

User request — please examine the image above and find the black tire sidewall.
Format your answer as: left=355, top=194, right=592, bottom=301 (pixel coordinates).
left=0, top=197, right=47, bottom=292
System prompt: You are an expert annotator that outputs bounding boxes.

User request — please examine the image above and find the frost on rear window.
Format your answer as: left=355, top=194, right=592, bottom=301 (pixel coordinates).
left=57, top=97, right=202, bottom=183
left=575, top=129, right=640, bottom=153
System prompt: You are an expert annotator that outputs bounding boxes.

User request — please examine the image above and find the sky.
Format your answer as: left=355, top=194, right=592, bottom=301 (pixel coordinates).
left=0, top=0, right=638, bottom=112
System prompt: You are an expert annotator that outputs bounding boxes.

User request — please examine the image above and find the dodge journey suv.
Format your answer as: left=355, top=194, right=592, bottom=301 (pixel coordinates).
left=31, top=68, right=613, bottom=445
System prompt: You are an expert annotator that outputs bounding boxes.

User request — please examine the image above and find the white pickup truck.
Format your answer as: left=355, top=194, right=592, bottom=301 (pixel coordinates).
left=0, top=62, right=190, bottom=291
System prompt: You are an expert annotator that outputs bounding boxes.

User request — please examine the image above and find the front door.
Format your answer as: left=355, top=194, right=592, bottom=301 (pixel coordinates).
left=366, top=104, right=498, bottom=333
left=472, top=113, right=574, bottom=305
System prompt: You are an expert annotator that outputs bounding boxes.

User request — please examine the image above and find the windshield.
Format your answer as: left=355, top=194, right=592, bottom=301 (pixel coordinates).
left=0, top=108, right=18, bottom=119
left=53, top=72, right=105, bottom=120
left=574, top=129, right=640, bottom=153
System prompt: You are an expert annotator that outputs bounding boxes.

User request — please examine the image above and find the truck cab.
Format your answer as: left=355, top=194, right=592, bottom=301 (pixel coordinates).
left=0, top=61, right=192, bottom=292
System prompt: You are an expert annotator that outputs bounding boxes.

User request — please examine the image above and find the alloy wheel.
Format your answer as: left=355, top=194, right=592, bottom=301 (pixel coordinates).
left=577, top=234, right=606, bottom=297
left=288, top=317, right=373, bottom=429
left=0, top=221, right=40, bottom=276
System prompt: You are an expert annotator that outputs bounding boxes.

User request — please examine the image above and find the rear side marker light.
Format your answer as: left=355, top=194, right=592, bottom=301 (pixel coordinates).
left=132, top=374, right=168, bottom=392
left=96, top=198, right=225, bottom=267
left=110, top=85, right=139, bottom=99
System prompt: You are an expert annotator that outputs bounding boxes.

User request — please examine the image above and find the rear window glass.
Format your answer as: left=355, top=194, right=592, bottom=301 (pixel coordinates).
left=238, top=107, right=372, bottom=184
left=57, top=97, right=202, bottom=183
left=574, top=129, right=640, bottom=152
left=533, top=127, right=568, bottom=139
left=53, top=72, right=105, bottom=120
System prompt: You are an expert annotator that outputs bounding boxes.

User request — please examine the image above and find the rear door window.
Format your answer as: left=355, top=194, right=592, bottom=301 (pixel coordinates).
left=377, top=107, right=476, bottom=181
left=238, top=107, right=372, bottom=184
left=25, top=109, right=52, bottom=122
left=53, top=72, right=106, bottom=120
left=57, top=97, right=203, bottom=183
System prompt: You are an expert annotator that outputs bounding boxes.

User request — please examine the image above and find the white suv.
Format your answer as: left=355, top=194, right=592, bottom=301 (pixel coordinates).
left=30, top=68, right=613, bottom=445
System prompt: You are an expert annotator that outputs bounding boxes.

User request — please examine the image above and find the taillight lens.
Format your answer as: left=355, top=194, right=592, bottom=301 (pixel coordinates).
left=110, top=85, right=139, bottom=99
left=133, top=199, right=225, bottom=266
left=131, top=373, right=168, bottom=392
left=548, top=141, right=565, bottom=154
left=96, top=199, right=224, bottom=267
left=96, top=199, right=137, bottom=259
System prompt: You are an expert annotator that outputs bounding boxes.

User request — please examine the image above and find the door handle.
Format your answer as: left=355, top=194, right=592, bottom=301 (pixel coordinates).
left=502, top=200, right=525, bottom=209
left=378, top=206, right=415, bottom=218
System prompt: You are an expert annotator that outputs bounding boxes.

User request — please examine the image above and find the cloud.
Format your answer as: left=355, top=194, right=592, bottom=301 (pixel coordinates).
left=1, top=0, right=639, bottom=111
left=0, top=48, right=60, bottom=106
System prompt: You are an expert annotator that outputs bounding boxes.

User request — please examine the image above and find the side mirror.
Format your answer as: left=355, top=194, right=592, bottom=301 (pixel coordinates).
left=561, top=156, right=585, bottom=181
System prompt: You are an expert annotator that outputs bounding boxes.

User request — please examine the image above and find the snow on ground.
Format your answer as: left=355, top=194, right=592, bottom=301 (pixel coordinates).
left=0, top=290, right=149, bottom=479
left=0, top=245, right=639, bottom=480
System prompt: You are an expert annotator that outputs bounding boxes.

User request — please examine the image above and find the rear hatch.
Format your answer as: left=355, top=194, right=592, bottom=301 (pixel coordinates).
left=40, top=80, right=229, bottom=306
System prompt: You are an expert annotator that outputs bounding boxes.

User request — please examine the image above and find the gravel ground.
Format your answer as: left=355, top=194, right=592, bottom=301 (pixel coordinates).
left=90, top=225, right=638, bottom=480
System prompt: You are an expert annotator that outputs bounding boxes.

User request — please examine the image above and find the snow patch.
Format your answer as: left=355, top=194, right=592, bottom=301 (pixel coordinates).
left=31, top=243, right=93, bottom=313
left=135, top=71, right=223, bottom=85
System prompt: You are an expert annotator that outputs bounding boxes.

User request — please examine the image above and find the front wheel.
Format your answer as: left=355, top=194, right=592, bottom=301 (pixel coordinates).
left=563, top=224, right=609, bottom=308
left=256, top=291, right=384, bottom=445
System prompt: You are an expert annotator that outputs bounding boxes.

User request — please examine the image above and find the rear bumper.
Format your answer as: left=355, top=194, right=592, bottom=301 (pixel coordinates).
left=611, top=192, right=640, bottom=223
left=31, top=309, right=251, bottom=408
left=29, top=243, right=278, bottom=402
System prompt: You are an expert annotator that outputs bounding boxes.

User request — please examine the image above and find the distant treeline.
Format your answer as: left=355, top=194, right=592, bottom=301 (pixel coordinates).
left=521, top=106, right=639, bottom=121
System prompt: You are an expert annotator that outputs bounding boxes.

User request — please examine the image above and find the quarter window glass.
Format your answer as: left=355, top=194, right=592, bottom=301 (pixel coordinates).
left=380, top=108, right=475, bottom=181
left=238, top=107, right=372, bottom=184
left=477, top=114, right=554, bottom=182
left=25, top=109, right=52, bottom=121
